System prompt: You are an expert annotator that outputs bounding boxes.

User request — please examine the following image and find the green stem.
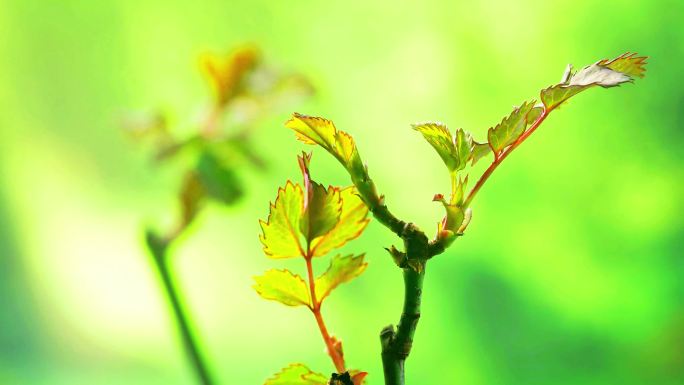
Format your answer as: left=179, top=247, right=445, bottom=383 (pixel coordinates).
left=381, top=267, right=425, bottom=385
left=146, top=234, right=215, bottom=385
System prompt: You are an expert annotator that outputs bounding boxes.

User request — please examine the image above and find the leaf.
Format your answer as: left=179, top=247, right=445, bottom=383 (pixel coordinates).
left=196, top=150, right=243, bottom=205
left=487, top=100, right=536, bottom=156
left=199, top=45, right=259, bottom=105
left=454, top=128, right=472, bottom=171
left=469, top=140, right=491, bottom=166
left=179, top=170, right=205, bottom=225
left=264, top=364, right=327, bottom=385
left=254, top=269, right=310, bottom=307
left=598, top=52, right=647, bottom=78
left=310, top=187, right=370, bottom=257
left=260, top=182, right=305, bottom=259
left=287, top=113, right=337, bottom=149
left=412, top=122, right=459, bottom=171
left=526, top=106, right=543, bottom=125
left=285, top=113, right=358, bottom=166
left=298, top=153, right=342, bottom=243
left=315, top=254, right=367, bottom=302
left=541, top=52, right=647, bottom=110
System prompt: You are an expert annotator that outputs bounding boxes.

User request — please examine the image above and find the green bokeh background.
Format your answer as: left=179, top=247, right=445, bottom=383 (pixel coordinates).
left=1, top=1, right=682, bottom=384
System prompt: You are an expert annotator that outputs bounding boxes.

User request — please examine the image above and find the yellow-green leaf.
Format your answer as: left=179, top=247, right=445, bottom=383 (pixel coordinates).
left=541, top=52, right=647, bottom=110
left=297, top=152, right=342, bottom=243
left=300, top=182, right=341, bottom=242
left=310, top=187, right=370, bottom=257
left=254, top=269, right=310, bottom=307
left=412, top=122, right=459, bottom=171
left=454, top=128, right=472, bottom=171
left=599, top=52, right=647, bottom=78
left=260, top=181, right=305, bottom=259
left=286, top=113, right=337, bottom=149
left=264, top=364, right=327, bottom=385
left=487, top=100, right=535, bottom=156
left=315, top=254, right=367, bottom=302
left=470, top=141, right=491, bottom=166
left=285, top=113, right=358, bottom=167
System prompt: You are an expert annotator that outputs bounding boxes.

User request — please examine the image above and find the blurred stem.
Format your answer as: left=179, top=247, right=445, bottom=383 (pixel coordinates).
left=146, top=232, right=215, bottom=385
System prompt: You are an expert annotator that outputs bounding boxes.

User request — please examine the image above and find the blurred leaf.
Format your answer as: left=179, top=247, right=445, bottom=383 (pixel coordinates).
left=179, top=170, right=205, bottom=225
left=196, top=150, right=243, bottom=205
left=260, top=182, right=305, bottom=259
left=200, top=45, right=260, bottom=105
left=265, top=364, right=327, bottom=385
left=315, top=254, right=367, bottom=302
left=254, top=269, right=310, bottom=307
left=541, top=52, right=647, bottom=110
left=311, top=187, right=370, bottom=257
left=487, top=100, right=535, bottom=156
left=298, top=153, right=342, bottom=243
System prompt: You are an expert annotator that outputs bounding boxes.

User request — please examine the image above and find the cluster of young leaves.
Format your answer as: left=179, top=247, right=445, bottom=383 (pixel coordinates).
left=415, top=52, right=647, bottom=246
left=123, top=45, right=313, bottom=247
left=255, top=152, right=370, bottom=385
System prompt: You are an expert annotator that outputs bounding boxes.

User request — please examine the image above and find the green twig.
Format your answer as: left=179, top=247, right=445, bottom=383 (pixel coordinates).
left=146, top=231, right=215, bottom=385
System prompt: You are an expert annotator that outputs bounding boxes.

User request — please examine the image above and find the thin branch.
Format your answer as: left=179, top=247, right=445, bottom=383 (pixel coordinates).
left=305, top=253, right=346, bottom=373
left=463, top=109, right=550, bottom=208
left=146, top=232, right=215, bottom=385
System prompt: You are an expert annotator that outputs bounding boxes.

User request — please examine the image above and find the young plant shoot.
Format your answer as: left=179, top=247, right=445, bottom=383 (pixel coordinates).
left=256, top=152, right=370, bottom=385
left=265, top=52, right=646, bottom=385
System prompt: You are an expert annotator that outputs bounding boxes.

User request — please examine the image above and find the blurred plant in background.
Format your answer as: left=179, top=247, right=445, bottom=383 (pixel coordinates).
left=123, top=45, right=313, bottom=385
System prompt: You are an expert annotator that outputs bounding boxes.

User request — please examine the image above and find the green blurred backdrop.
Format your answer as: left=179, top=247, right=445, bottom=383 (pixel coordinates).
left=1, top=0, right=682, bottom=384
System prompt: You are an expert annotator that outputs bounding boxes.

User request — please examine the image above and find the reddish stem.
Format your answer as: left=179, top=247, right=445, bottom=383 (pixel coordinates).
left=305, top=254, right=346, bottom=373
left=464, top=108, right=551, bottom=208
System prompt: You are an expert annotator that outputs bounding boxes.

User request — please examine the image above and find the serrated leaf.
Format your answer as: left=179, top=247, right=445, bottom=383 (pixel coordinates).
left=287, top=113, right=337, bottom=149
left=196, top=150, right=243, bottom=205
left=310, top=187, right=370, bottom=257
left=254, top=269, right=310, bottom=307
left=599, top=52, right=647, bottom=78
left=541, top=53, right=647, bottom=110
left=412, top=122, right=459, bottom=171
left=487, top=100, right=535, bottom=156
left=315, top=254, right=367, bottom=302
left=260, top=182, right=305, bottom=259
left=300, top=182, right=341, bottom=242
left=298, top=153, right=342, bottom=243
left=264, top=364, right=327, bottom=385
